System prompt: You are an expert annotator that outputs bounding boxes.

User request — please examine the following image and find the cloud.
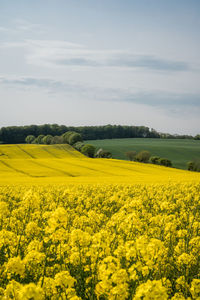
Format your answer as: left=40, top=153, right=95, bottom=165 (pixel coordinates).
left=119, top=91, right=200, bottom=108
left=14, top=19, right=43, bottom=32
left=1, top=39, right=190, bottom=72
left=0, top=26, right=11, bottom=32
left=0, top=20, right=45, bottom=36
left=106, top=54, right=189, bottom=71
left=0, top=76, right=84, bottom=93
left=0, top=76, right=199, bottom=110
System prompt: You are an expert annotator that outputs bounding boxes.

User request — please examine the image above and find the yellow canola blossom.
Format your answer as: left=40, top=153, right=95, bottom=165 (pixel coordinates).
left=0, top=183, right=199, bottom=299
left=0, top=144, right=200, bottom=185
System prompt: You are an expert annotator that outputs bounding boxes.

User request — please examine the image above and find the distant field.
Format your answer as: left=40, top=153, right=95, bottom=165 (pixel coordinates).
left=86, top=138, right=200, bottom=169
left=0, top=144, right=199, bottom=185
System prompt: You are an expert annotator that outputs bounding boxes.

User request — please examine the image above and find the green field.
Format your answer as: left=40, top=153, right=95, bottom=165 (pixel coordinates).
left=86, top=138, right=200, bottom=169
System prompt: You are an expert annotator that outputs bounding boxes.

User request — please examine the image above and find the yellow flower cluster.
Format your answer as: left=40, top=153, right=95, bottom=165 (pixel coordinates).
left=0, top=183, right=199, bottom=299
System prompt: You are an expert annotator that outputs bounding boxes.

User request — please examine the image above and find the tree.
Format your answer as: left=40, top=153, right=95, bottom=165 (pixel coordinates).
left=73, top=142, right=84, bottom=151
left=125, top=151, right=137, bottom=161
left=96, top=148, right=112, bottom=158
left=150, top=156, right=160, bottom=164
left=81, top=144, right=96, bottom=158
left=187, top=161, right=195, bottom=171
left=25, top=135, right=35, bottom=144
left=62, top=131, right=75, bottom=144
left=135, top=151, right=151, bottom=163
left=42, top=135, right=53, bottom=145
left=194, top=134, right=200, bottom=140
left=187, top=160, right=200, bottom=172
left=68, top=133, right=82, bottom=145
left=158, top=158, right=172, bottom=167
left=33, top=135, right=45, bottom=144
left=51, top=135, right=64, bottom=144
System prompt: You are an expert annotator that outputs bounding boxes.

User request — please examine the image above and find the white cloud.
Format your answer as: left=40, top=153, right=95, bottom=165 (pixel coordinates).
left=1, top=39, right=190, bottom=72
left=0, top=19, right=45, bottom=36
left=0, top=75, right=199, bottom=112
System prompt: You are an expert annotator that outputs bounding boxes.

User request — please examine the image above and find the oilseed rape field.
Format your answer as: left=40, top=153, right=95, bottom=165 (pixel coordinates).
left=0, top=145, right=200, bottom=299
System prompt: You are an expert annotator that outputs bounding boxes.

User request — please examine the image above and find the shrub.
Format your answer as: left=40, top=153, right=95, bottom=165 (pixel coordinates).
left=194, top=134, right=200, bottom=140
left=25, top=135, right=35, bottom=144
left=187, top=161, right=195, bottom=171
left=68, top=133, right=82, bottom=145
left=158, top=158, right=172, bottom=167
left=96, top=149, right=112, bottom=158
left=33, top=135, right=45, bottom=144
left=81, top=144, right=96, bottom=158
left=42, top=135, right=53, bottom=145
left=51, top=136, right=64, bottom=144
left=125, top=151, right=137, bottom=161
left=187, top=160, right=200, bottom=172
left=135, top=151, right=151, bottom=163
left=62, top=131, right=75, bottom=144
left=150, top=156, right=160, bottom=164
left=73, top=142, right=85, bottom=151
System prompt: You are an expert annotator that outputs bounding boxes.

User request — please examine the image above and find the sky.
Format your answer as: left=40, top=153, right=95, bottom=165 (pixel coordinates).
left=0, top=0, right=200, bottom=135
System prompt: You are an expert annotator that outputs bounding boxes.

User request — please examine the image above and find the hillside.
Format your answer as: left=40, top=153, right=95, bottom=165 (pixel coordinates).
left=86, top=138, right=200, bottom=169
left=0, top=144, right=199, bottom=185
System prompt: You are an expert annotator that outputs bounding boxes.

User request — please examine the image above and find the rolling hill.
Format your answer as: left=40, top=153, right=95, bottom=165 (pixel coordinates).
left=0, top=144, right=199, bottom=185
left=86, top=138, right=200, bottom=169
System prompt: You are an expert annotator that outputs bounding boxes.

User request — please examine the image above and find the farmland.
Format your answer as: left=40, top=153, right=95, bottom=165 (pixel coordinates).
left=0, top=144, right=199, bottom=185
left=0, top=144, right=200, bottom=299
left=86, top=138, right=200, bottom=169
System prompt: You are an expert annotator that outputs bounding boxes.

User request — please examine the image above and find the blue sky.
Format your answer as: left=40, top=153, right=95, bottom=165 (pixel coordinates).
left=0, top=0, right=200, bottom=134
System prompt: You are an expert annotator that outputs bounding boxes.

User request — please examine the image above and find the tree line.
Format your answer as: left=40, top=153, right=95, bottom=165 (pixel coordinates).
left=25, top=131, right=98, bottom=158
left=0, top=124, right=198, bottom=144
left=126, top=151, right=172, bottom=167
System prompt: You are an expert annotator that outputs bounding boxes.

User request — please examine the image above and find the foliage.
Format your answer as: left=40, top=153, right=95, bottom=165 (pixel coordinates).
left=194, top=134, right=200, bottom=140
left=27, top=131, right=83, bottom=146
left=81, top=144, right=96, bottom=158
left=0, top=183, right=200, bottom=298
left=125, top=151, right=137, bottom=161
left=51, top=135, right=64, bottom=144
left=158, top=158, right=172, bottom=167
left=68, top=133, right=83, bottom=145
left=33, top=135, right=45, bottom=144
left=150, top=156, right=160, bottom=164
left=62, top=131, right=75, bottom=144
left=96, top=148, right=112, bottom=158
left=187, top=161, right=195, bottom=171
left=41, top=135, right=53, bottom=145
left=25, top=135, right=35, bottom=144
left=73, top=142, right=85, bottom=151
left=135, top=150, right=151, bottom=163
left=187, top=160, right=200, bottom=172
left=0, top=124, right=165, bottom=144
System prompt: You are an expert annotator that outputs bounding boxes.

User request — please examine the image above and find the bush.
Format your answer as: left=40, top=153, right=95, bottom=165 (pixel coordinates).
left=51, top=136, right=64, bottom=144
left=42, top=135, right=53, bottom=145
left=81, top=144, right=96, bottom=158
left=135, top=151, right=151, bottom=163
left=187, top=160, right=200, bottom=172
left=158, top=158, right=172, bottom=167
left=68, top=133, right=82, bottom=145
left=194, top=134, right=200, bottom=140
left=187, top=161, right=195, bottom=171
left=96, top=149, right=112, bottom=158
left=33, top=135, right=45, bottom=144
left=125, top=151, right=137, bottom=161
left=73, top=142, right=85, bottom=151
left=150, top=156, right=160, bottom=164
left=25, top=135, right=35, bottom=144
left=62, top=131, right=75, bottom=144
